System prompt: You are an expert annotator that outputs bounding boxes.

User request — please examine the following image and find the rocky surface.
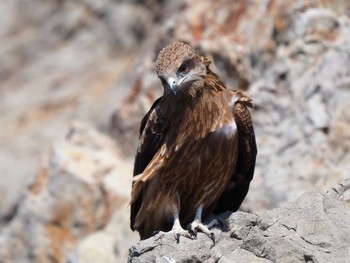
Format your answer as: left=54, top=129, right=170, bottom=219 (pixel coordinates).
left=0, top=0, right=174, bottom=226
left=129, top=179, right=350, bottom=262
left=1, top=0, right=350, bottom=263
left=0, top=123, right=138, bottom=263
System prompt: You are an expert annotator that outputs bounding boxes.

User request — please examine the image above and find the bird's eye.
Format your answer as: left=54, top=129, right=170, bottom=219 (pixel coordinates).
left=178, top=62, right=189, bottom=74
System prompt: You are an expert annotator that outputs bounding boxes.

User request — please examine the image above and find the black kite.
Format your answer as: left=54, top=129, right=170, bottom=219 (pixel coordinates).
left=130, top=42, right=257, bottom=241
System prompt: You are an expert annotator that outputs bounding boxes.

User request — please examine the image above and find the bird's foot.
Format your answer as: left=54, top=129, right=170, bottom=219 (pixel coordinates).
left=157, top=223, right=196, bottom=243
left=190, top=219, right=220, bottom=242
left=171, top=223, right=194, bottom=243
left=158, top=211, right=195, bottom=242
left=154, top=227, right=194, bottom=243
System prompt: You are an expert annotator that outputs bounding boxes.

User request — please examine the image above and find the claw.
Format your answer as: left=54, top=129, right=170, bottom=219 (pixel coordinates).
left=189, top=205, right=217, bottom=242
left=173, top=227, right=192, bottom=243
left=171, top=213, right=193, bottom=242
left=190, top=220, right=214, bottom=237
left=188, top=228, right=197, bottom=239
left=210, top=232, right=215, bottom=244
left=175, top=233, right=180, bottom=243
left=164, top=204, right=221, bottom=243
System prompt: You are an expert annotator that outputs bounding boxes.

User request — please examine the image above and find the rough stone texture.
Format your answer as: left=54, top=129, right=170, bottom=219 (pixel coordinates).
left=0, top=0, right=169, bottom=226
left=129, top=179, right=350, bottom=262
left=246, top=4, right=350, bottom=210
left=0, top=122, right=138, bottom=263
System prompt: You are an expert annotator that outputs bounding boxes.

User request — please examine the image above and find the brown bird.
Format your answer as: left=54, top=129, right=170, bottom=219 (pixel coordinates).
left=130, top=42, right=257, bottom=241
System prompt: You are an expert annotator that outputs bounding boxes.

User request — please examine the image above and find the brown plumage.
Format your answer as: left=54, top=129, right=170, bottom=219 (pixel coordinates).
left=130, top=42, right=257, bottom=240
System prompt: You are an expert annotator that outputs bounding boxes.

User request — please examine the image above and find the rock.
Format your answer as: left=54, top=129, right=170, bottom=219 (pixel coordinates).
left=331, top=100, right=350, bottom=154
left=128, top=180, right=350, bottom=262
left=0, top=0, right=161, bottom=226
left=0, top=122, right=132, bottom=263
left=70, top=196, right=139, bottom=263
left=307, top=93, right=328, bottom=129
left=104, top=3, right=153, bottom=50
left=0, top=1, right=16, bottom=39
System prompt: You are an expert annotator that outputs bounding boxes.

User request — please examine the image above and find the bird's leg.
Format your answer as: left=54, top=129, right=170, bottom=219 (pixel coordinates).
left=158, top=196, right=193, bottom=242
left=171, top=211, right=193, bottom=242
left=190, top=205, right=217, bottom=242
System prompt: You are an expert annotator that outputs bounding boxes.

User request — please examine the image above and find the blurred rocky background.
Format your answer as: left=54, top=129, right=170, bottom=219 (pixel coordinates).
left=0, top=0, right=350, bottom=262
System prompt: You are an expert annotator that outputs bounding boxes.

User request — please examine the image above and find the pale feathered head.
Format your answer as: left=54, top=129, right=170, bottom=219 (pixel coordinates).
left=155, top=42, right=210, bottom=97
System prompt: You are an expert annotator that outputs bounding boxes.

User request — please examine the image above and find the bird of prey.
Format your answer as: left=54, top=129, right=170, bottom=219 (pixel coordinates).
left=130, top=42, right=257, bottom=241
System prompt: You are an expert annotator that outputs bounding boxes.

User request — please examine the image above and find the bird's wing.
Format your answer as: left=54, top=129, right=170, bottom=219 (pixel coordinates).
left=213, top=94, right=257, bottom=214
left=131, top=96, right=170, bottom=230
left=133, top=96, right=165, bottom=176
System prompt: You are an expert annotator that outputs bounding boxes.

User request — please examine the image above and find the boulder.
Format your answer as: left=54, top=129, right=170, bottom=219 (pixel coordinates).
left=129, top=179, right=350, bottom=262
left=0, top=122, right=134, bottom=263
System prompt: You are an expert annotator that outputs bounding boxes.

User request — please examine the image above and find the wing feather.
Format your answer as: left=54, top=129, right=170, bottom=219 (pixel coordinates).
left=130, top=96, right=170, bottom=230
left=213, top=96, right=257, bottom=214
left=133, top=97, right=164, bottom=176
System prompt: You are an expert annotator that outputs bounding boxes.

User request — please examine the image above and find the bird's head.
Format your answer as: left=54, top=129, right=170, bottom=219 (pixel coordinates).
left=155, top=42, right=210, bottom=98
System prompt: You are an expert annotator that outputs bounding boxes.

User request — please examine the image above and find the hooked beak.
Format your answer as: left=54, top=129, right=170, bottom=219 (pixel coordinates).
left=167, top=77, right=178, bottom=95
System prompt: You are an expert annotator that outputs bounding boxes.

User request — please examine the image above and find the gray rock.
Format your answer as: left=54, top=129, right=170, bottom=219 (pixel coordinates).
left=0, top=0, right=16, bottom=38
left=307, top=93, right=329, bottom=129
left=128, top=180, right=350, bottom=262
left=0, top=123, right=132, bottom=263
left=299, top=8, right=339, bottom=36
left=104, top=3, right=153, bottom=50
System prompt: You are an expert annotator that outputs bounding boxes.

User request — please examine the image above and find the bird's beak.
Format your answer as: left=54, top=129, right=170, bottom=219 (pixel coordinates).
left=167, top=77, right=178, bottom=95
